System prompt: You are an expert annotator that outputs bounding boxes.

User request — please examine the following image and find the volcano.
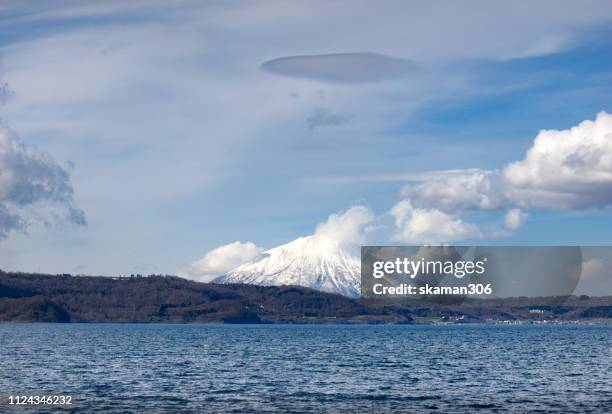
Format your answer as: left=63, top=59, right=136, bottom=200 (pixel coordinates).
left=214, top=235, right=361, bottom=297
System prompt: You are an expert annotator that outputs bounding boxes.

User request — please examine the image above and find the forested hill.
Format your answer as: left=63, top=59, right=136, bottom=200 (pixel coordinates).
left=0, top=271, right=410, bottom=323
left=0, top=271, right=610, bottom=323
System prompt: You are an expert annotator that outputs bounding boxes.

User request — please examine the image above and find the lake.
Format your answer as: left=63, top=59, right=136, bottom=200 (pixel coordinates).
left=0, top=324, right=610, bottom=413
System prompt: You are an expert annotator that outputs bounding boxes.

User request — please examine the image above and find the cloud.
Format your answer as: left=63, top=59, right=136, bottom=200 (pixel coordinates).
left=5, top=1, right=612, bottom=276
left=306, top=107, right=350, bottom=131
left=184, top=241, right=264, bottom=282
left=261, top=53, right=418, bottom=83
left=503, top=112, right=612, bottom=208
left=313, top=205, right=374, bottom=245
left=402, top=169, right=507, bottom=212
left=185, top=206, right=374, bottom=281
left=0, top=82, right=15, bottom=105
left=399, top=112, right=612, bottom=212
left=390, top=200, right=482, bottom=243
left=385, top=112, right=612, bottom=242
left=0, top=127, right=85, bottom=239
left=186, top=111, right=612, bottom=259
left=504, top=208, right=527, bottom=230
left=382, top=112, right=612, bottom=241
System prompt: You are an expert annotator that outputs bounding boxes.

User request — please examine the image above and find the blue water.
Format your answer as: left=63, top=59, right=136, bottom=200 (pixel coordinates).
left=0, top=324, right=610, bottom=413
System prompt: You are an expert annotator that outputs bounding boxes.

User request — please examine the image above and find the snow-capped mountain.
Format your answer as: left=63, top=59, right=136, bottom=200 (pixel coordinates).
left=213, top=235, right=361, bottom=297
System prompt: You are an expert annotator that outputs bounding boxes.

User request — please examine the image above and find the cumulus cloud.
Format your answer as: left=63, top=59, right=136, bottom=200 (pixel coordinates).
left=402, top=169, right=508, bottom=212
left=184, top=241, right=264, bottom=282
left=504, top=208, right=527, bottom=230
left=313, top=205, right=374, bottom=245
left=306, top=107, right=350, bottom=131
left=0, top=127, right=85, bottom=239
left=503, top=112, right=612, bottom=208
left=393, top=112, right=612, bottom=235
left=261, top=53, right=418, bottom=83
left=386, top=112, right=612, bottom=242
left=187, top=112, right=612, bottom=255
left=390, top=200, right=481, bottom=243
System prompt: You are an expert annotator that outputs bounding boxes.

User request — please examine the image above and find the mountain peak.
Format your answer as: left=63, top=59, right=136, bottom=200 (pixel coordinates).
left=214, top=235, right=361, bottom=297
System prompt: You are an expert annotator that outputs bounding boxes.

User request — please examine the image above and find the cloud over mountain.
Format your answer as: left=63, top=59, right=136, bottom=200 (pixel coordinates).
left=313, top=205, right=374, bottom=245
left=184, top=241, right=264, bottom=282
left=184, top=206, right=374, bottom=284
left=209, top=206, right=373, bottom=297
left=188, top=112, right=612, bottom=266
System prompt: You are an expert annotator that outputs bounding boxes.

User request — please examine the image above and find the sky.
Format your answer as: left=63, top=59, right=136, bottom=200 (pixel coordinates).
left=1, top=1, right=612, bottom=294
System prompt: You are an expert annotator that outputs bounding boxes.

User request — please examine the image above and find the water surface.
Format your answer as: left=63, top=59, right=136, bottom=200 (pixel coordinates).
left=1, top=324, right=610, bottom=413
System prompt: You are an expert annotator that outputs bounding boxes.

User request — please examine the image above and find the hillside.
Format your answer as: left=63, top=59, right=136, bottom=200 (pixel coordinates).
left=0, top=271, right=408, bottom=324
left=0, top=271, right=610, bottom=324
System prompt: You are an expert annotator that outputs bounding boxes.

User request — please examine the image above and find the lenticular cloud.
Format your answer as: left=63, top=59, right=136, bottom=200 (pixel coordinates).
left=261, top=53, right=418, bottom=83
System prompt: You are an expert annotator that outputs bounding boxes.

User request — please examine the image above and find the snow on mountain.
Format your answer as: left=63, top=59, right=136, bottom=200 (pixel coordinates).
left=214, top=235, right=361, bottom=298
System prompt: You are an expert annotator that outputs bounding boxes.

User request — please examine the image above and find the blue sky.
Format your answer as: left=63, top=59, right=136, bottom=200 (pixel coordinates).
left=1, top=1, right=612, bottom=288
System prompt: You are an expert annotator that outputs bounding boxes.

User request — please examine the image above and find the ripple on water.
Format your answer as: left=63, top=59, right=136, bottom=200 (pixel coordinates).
left=0, top=324, right=610, bottom=413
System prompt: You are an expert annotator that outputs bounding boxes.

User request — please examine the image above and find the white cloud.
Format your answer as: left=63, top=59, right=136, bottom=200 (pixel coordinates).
left=504, top=208, right=528, bottom=230
left=504, top=112, right=612, bottom=208
left=4, top=1, right=612, bottom=275
left=0, top=127, right=85, bottom=239
left=185, top=206, right=374, bottom=281
left=387, top=112, right=612, bottom=242
left=186, top=107, right=612, bottom=267
left=390, top=200, right=482, bottom=244
left=183, top=241, right=264, bottom=282
left=402, top=169, right=508, bottom=212
left=313, top=205, right=374, bottom=245
left=399, top=111, right=612, bottom=212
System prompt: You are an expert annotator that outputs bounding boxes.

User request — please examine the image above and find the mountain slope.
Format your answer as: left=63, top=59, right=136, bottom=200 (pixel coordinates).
left=214, top=236, right=361, bottom=297
left=0, top=271, right=407, bottom=323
